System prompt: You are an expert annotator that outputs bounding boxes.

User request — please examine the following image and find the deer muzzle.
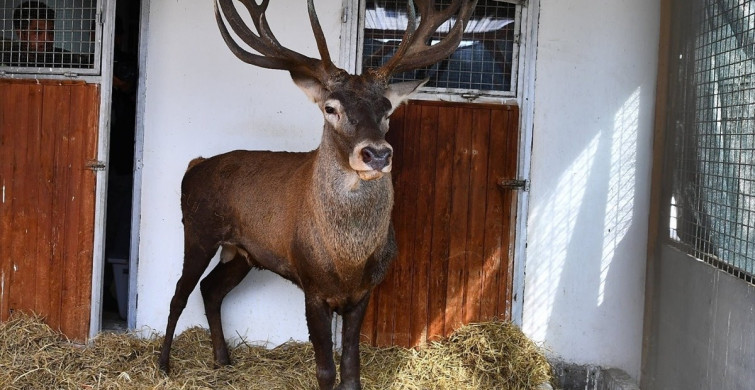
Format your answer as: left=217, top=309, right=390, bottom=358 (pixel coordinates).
left=361, top=146, right=392, bottom=170
left=350, top=142, right=393, bottom=181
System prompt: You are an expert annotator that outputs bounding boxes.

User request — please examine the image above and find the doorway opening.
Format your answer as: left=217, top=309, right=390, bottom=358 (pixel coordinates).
left=102, top=0, right=140, bottom=332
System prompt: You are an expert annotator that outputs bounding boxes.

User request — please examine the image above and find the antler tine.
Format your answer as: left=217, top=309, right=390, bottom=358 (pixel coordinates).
left=376, top=0, right=478, bottom=79
left=307, top=0, right=338, bottom=73
left=412, top=0, right=463, bottom=41
left=215, top=0, right=336, bottom=82
left=215, top=0, right=296, bottom=69
left=377, top=0, right=418, bottom=76
left=236, top=0, right=305, bottom=61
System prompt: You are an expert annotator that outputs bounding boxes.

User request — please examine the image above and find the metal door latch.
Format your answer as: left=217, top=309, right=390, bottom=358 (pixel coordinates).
left=498, top=178, right=528, bottom=191
left=85, top=160, right=107, bottom=171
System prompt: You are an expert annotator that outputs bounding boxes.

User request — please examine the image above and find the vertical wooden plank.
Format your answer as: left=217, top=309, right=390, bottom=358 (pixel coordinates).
left=48, top=83, right=73, bottom=331
left=444, top=107, right=473, bottom=336
left=373, top=233, right=394, bottom=345
left=0, top=83, right=10, bottom=320
left=361, top=277, right=378, bottom=344
left=0, top=82, right=18, bottom=321
left=25, top=83, right=46, bottom=316
left=361, top=104, right=411, bottom=345
left=498, top=106, right=519, bottom=320
left=77, top=83, right=99, bottom=339
left=7, top=83, right=29, bottom=316
left=427, top=105, right=456, bottom=341
left=7, top=83, right=42, bottom=317
left=360, top=291, right=377, bottom=344
left=60, top=83, right=97, bottom=340
left=464, top=109, right=492, bottom=325
left=60, top=82, right=83, bottom=337
left=33, top=84, right=57, bottom=319
left=481, top=107, right=507, bottom=321
left=374, top=104, right=407, bottom=346
left=392, top=102, right=422, bottom=347
left=409, top=104, right=439, bottom=346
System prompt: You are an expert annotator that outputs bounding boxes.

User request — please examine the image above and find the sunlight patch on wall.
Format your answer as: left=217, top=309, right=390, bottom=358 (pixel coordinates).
left=598, top=87, right=640, bottom=306
left=525, top=133, right=600, bottom=341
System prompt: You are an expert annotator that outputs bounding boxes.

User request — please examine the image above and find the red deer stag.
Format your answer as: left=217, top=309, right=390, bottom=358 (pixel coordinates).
left=159, top=0, right=477, bottom=388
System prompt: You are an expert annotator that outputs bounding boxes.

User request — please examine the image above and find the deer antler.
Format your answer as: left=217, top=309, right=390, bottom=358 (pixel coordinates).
left=216, top=0, right=477, bottom=84
left=214, top=0, right=342, bottom=84
left=375, top=0, right=478, bottom=79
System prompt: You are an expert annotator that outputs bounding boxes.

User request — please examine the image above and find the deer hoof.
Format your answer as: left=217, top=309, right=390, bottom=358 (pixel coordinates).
left=335, top=379, right=362, bottom=390
left=213, top=356, right=231, bottom=368
left=335, top=383, right=361, bottom=390
left=158, top=360, right=171, bottom=374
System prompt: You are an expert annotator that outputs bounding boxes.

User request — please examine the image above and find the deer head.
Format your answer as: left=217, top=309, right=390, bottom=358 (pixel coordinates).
left=214, top=0, right=477, bottom=181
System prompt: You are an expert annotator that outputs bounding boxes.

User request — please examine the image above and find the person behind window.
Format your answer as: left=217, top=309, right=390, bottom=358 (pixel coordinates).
left=1, top=1, right=85, bottom=68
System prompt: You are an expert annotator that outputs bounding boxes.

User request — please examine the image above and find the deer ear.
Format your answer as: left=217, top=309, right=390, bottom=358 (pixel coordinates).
left=291, top=73, right=327, bottom=103
left=384, top=78, right=428, bottom=113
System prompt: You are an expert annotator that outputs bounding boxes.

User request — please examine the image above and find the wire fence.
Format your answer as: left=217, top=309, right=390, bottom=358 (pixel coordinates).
left=669, top=0, right=755, bottom=282
left=1, top=0, right=99, bottom=74
left=361, top=0, right=519, bottom=96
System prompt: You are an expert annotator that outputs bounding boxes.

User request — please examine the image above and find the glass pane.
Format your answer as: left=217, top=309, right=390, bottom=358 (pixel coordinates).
left=362, top=0, right=517, bottom=93
left=1, top=0, right=98, bottom=71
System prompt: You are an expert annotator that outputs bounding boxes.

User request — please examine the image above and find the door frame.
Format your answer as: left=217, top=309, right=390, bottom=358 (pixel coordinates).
left=94, top=0, right=148, bottom=334
left=125, top=0, right=150, bottom=330
left=511, top=0, right=539, bottom=326
left=338, top=0, right=541, bottom=326
left=88, top=0, right=117, bottom=338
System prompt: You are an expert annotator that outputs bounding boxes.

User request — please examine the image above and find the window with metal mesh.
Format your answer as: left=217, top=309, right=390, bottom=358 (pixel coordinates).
left=1, top=0, right=99, bottom=74
left=361, top=0, right=519, bottom=96
left=669, top=0, right=755, bottom=283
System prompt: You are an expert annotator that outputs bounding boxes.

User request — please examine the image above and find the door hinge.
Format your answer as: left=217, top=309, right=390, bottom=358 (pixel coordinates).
left=498, top=178, right=528, bottom=191
left=86, top=160, right=107, bottom=171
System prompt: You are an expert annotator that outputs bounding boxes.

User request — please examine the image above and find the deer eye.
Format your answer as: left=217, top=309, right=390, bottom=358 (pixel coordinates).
left=324, top=106, right=336, bottom=114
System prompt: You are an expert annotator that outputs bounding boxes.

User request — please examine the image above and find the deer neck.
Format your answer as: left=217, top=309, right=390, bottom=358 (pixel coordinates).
left=309, top=129, right=394, bottom=265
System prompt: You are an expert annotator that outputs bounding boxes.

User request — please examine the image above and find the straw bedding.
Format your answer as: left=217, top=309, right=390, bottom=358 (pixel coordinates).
left=0, top=313, right=552, bottom=389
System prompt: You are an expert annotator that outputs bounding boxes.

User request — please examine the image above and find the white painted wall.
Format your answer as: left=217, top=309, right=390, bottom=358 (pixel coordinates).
left=136, top=0, right=343, bottom=346
left=522, top=0, right=659, bottom=380
left=136, top=0, right=659, bottom=381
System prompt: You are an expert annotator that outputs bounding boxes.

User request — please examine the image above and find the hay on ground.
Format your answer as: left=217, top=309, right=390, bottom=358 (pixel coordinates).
left=0, top=313, right=552, bottom=389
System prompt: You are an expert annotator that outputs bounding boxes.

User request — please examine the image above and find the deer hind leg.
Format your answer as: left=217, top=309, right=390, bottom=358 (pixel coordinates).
left=200, top=251, right=252, bottom=367
left=158, top=235, right=218, bottom=373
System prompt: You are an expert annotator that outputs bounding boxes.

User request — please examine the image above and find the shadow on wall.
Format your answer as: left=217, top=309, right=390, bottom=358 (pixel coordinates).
left=525, top=86, right=646, bottom=364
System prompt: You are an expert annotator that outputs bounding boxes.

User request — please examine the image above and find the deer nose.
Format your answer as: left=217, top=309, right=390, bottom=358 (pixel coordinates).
left=360, top=146, right=392, bottom=171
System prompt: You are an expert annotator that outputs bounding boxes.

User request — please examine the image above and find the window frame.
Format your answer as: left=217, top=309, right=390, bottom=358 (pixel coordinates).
left=340, top=0, right=525, bottom=104
left=0, top=0, right=104, bottom=78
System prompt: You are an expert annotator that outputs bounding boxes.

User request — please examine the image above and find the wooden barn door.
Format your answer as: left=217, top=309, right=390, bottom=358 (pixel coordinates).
left=362, top=100, right=519, bottom=347
left=0, top=79, right=100, bottom=341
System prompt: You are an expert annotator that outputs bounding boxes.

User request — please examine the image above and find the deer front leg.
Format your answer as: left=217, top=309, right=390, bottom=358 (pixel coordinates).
left=200, top=255, right=253, bottom=367
left=337, top=292, right=370, bottom=390
left=305, top=295, right=336, bottom=390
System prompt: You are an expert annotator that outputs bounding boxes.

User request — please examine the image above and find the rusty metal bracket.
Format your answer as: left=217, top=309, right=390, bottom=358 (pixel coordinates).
left=498, top=178, right=528, bottom=191
left=85, top=160, right=107, bottom=171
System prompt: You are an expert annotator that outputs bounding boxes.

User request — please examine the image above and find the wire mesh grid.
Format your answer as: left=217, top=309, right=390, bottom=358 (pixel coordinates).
left=361, top=0, right=518, bottom=95
left=669, top=0, right=755, bottom=282
left=1, top=0, right=98, bottom=72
